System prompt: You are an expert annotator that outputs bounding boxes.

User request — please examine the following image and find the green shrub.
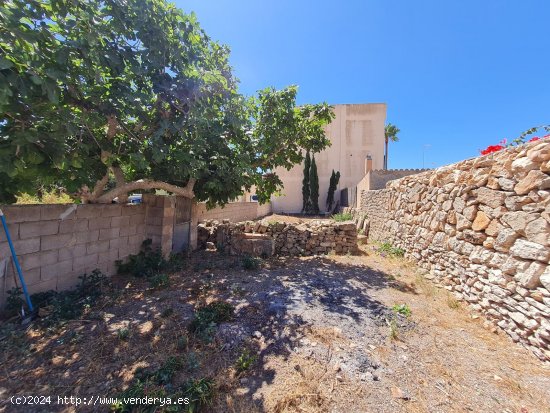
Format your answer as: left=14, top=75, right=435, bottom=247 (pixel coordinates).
left=241, top=255, right=260, bottom=270
left=331, top=212, right=353, bottom=222
left=22, top=269, right=109, bottom=326
left=116, top=240, right=186, bottom=278
left=117, top=327, right=130, bottom=341
left=5, top=287, right=24, bottom=316
left=149, top=273, right=170, bottom=289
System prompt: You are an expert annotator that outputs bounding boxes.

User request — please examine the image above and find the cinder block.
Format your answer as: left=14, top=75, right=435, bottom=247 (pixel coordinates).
left=75, top=229, right=99, bottom=244
left=19, top=220, right=59, bottom=239
left=73, top=253, right=98, bottom=270
left=41, top=233, right=75, bottom=251
left=20, top=250, right=59, bottom=271
left=122, top=204, right=145, bottom=215
left=56, top=275, right=80, bottom=292
left=147, top=217, right=163, bottom=226
left=41, top=259, right=73, bottom=281
left=98, top=249, right=119, bottom=264
left=102, top=205, right=122, bottom=217
left=59, top=218, right=88, bottom=234
left=99, top=227, right=120, bottom=241
left=41, top=204, right=75, bottom=220
left=120, top=225, right=137, bottom=236
left=0, top=223, right=19, bottom=240
left=27, top=278, right=58, bottom=295
left=109, top=236, right=128, bottom=249
left=146, top=207, right=164, bottom=220
left=59, top=244, right=87, bottom=261
left=0, top=237, right=41, bottom=256
left=128, top=234, right=145, bottom=247
left=86, top=240, right=110, bottom=254
left=18, top=267, right=41, bottom=286
left=88, top=217, right=112, bottom=230
left=111, top=215, right=130, bottom=228
left=130, top=214, right=146, bottom=225
left=76, top=204, right=103, bottom=219
left=0, top=205, right=41, bottom=223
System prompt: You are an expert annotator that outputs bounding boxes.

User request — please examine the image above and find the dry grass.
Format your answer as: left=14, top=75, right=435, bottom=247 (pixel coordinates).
left=270, top=360, right=331, bottom=413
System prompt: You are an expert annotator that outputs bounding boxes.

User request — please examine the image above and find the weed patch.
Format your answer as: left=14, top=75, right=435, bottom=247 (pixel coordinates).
left=235, top=348, right=257, bottom=373
left=116, top=239, right=185, bottom=277
left=447, top=294, right=461, bottom=309
left=189, top=301, right=234, bottom=342
left=241, top=255, right=260, bottom=270
left=392, top=304, right=412, bottom=318
left=331, top=212, right=353, bottom=222
left=149, top=273, right=170, bottom=289
left=376, top=242, right=405, bottom=257
left=112, top=355, right=213, bottom=413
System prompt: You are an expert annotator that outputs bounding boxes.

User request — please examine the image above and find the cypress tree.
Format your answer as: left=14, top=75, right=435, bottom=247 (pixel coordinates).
left=326, top=170, right=341, bottom=213
left=301, top=151, right=311, bottom=213
left=309, top=155, right=320, bottom=214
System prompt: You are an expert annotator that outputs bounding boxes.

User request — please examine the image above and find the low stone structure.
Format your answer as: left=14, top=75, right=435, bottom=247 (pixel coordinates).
left=198, top=219, right=358, bottom=257
left=356, top=138, right=550, bottom=361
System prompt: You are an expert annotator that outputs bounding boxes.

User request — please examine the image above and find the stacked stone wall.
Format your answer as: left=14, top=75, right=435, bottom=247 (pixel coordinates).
left=198, top=219, right=358, bottom=257
left=357, top=139, right=550, bottom=361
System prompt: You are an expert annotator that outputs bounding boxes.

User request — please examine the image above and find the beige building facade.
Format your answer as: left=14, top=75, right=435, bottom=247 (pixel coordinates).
left=271, top=103, right=387, bottom=213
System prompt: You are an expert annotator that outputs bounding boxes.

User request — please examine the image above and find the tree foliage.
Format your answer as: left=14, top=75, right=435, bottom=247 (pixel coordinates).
left=308, top=155, right=319, bottom=214
left=301, top=151, right=311, bottom=213
left=384, top=123, right=400, bottom=169
left=0, top=0, right=334, bottom=205
left=326, top=169, right=340, bottom=211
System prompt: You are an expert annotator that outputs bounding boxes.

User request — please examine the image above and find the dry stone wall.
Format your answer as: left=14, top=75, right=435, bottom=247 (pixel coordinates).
left=358, top=139, right=550, bottom=361
left=198, top=219, right=358, bottom=257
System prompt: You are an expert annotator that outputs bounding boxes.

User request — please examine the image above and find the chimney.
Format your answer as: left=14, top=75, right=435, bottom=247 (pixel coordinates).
left=365, top=154, right=373, bottom=174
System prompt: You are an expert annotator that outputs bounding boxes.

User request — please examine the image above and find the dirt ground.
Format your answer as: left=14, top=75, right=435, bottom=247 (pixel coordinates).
left=1, top=243, right=549, bottom=413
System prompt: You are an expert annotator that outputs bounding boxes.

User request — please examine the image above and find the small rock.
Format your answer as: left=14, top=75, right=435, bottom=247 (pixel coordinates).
left=390, top=386, right=410, bottom=400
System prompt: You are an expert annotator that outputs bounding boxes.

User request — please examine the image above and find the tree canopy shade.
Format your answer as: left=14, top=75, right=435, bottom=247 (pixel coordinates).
left=0, top=0, right=334, bottom=205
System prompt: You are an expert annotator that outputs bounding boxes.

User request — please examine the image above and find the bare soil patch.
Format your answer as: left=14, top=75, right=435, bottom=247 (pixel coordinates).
left=1, top=244, right=549, bottom=413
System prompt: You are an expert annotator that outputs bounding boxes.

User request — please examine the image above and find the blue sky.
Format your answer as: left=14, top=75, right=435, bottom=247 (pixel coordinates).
left=175, top=0, right=549, bottom=169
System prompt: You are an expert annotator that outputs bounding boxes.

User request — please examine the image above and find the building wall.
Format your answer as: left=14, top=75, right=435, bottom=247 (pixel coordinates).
left=356, top=169, right=430, bottom=208
left=356, top=139, right=550, bottom=361
left=271, top=103, right=387, bottom=213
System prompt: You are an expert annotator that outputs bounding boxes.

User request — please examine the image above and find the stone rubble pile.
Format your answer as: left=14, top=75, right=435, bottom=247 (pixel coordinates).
left=198, top=219, right=358, bottom=257
left=358, top=138, right=550, bottom=361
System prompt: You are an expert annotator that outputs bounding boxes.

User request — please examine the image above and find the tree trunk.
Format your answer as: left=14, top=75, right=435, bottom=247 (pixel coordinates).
left=384, top=138, right=388, bottom=170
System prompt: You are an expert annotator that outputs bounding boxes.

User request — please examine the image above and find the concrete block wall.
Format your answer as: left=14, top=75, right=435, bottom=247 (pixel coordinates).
left=142, top=194, right=176, bottom=258
left=0, top=203, right=147, bottom=307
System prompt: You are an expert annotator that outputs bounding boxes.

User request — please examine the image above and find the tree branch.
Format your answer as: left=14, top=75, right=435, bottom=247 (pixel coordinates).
left=92, top=178, right=196, bottom=204
left=111, top=165, right=128, bottom=203
left=80, top=169, right=110, bottom=203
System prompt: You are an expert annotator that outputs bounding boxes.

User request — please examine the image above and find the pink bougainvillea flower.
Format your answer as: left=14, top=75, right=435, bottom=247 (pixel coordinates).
left=543, top=134, right=550, bottom=139
left=528, top=137, right=540, bottom=142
